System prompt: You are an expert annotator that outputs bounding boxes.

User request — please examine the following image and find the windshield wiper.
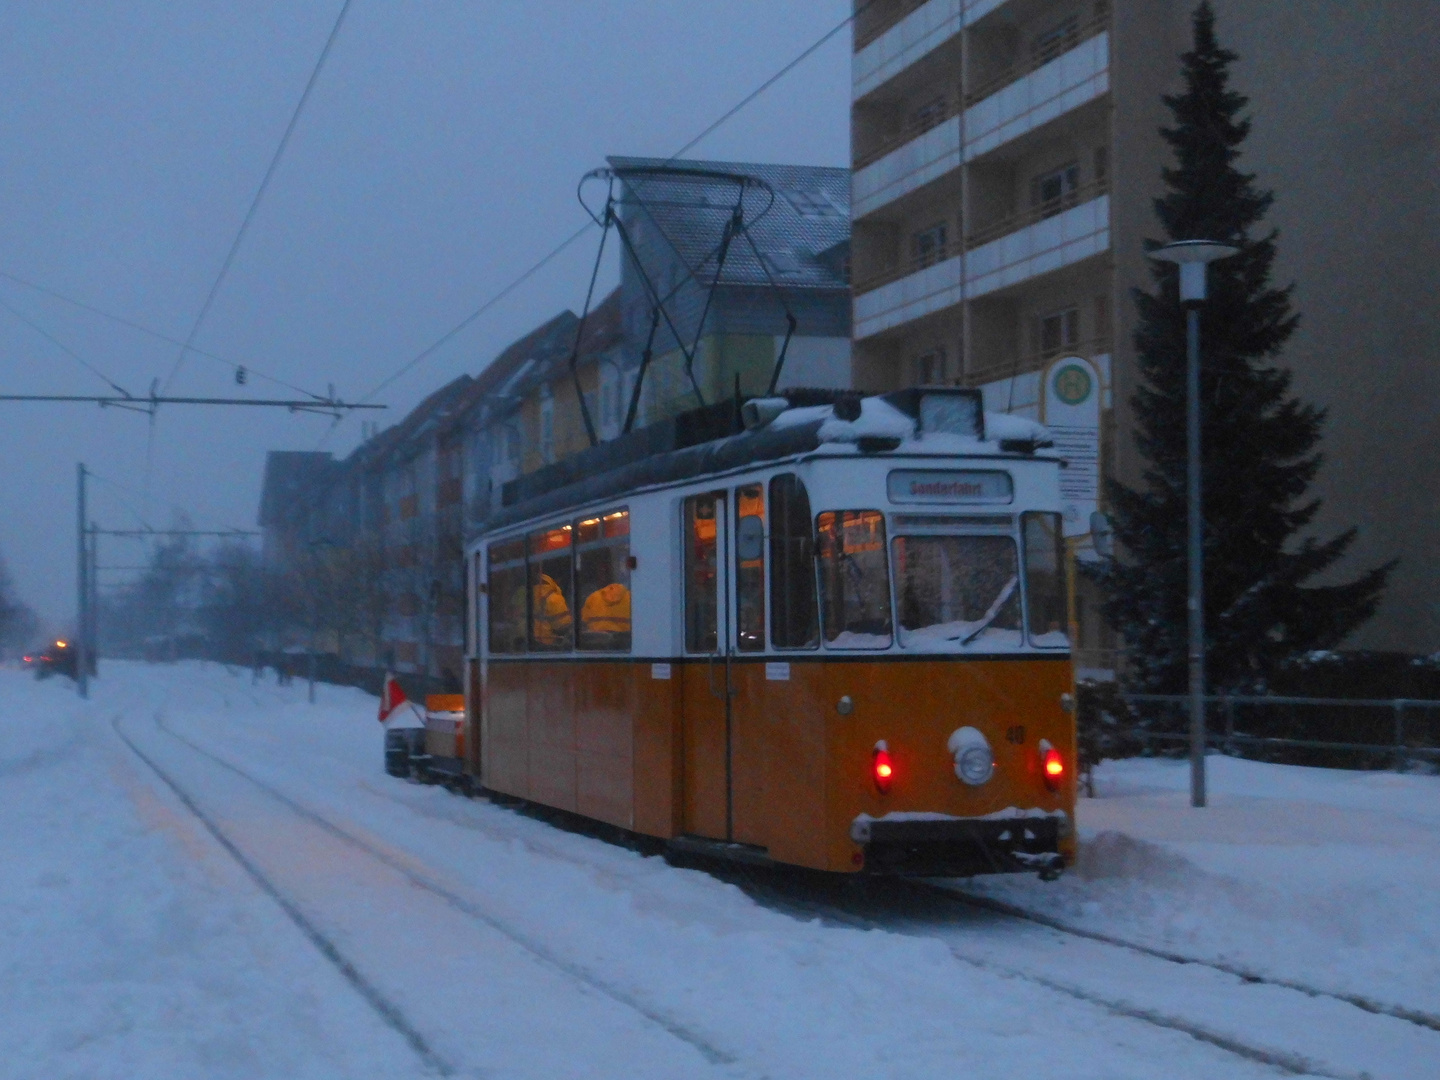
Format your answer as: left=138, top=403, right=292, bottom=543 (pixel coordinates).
left=958, top=575, right=1019, bottom=645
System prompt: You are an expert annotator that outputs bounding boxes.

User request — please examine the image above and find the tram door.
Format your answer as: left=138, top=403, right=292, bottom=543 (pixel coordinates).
left=681, top=492, right=732, bottom=840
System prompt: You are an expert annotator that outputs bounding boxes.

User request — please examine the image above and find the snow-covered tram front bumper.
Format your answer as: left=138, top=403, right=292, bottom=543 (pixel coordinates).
left=850, top=812, right=1067, bottom=878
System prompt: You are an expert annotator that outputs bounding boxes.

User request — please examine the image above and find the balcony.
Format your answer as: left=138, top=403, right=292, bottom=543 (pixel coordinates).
left=967, top=335, right=1113, bottom=391
left=853, top=0, right=1007, bottom=102
left=852, top=21, right=1108, bottom=218
left=965, top=19, right=1108, bottom=159
left=853, top=184, right=1109, bottom=340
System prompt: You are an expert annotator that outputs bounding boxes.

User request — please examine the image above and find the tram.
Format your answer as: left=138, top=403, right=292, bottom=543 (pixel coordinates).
left=455, top=386, right=1077, bottom=878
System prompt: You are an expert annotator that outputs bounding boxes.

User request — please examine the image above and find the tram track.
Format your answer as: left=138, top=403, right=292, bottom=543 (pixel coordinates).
left=139, top=709, right=739, bottom=1071
left=734, top=880, right=1377, bottom=1080
left=357, top=764, right=1423, bottom=1080
left=138, top=677, right=1429, bottom=1080
left=919, top=880, right=1440, bottom=1034
left=110, top=711, right=457, bottom=1078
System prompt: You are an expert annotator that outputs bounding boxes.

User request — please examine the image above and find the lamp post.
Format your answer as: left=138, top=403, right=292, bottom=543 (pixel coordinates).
left=1149, top=239, right=1239, bottom=808
left=306, top=536, right=342, bottom=704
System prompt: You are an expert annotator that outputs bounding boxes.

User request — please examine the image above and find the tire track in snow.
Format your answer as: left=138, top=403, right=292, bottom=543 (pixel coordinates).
left=150, top=712, right=740, bottom=1071
left=920, top=882, right=1440, bottom=1035
left=111, top=713, right=458, bottom=1078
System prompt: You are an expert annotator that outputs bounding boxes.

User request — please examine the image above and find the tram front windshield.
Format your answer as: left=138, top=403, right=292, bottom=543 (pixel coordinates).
left=888, top=511, right=1069, bottom=651
left=893, top=534, right=1021, bottom=648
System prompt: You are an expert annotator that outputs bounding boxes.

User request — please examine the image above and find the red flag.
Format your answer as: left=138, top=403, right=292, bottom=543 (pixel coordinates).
left=378, top=673, right=408, bottom=723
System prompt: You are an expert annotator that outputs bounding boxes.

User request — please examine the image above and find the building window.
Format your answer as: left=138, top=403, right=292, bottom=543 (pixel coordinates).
left=540, top=395, right=555, bottom=464
left=1036, top=308, right=1080, bottom=358
left=913, top=348, right=946, bottom=385
left=782, top=188, right=842, bottom=218
left=1094, top=294, right=1111, bottom=344
left=1031, top=16, right=1080, bottom=65
left=908, top=95, right=948, bottom=136
left=1093, top=145, right=1109, bottom=185
left=910, top=221, right=948, bottom=270
left=1031, top=162, right=1080, bottom=219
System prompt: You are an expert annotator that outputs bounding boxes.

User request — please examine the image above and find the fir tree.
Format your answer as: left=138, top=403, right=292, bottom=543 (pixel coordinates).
left=1093, top=2, right=1392, bottom=692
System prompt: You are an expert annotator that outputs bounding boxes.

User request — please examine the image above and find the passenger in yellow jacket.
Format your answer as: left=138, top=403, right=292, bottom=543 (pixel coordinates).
left=580, top=582, right=631, bottom=643
left=531, top=574, right=573, bottom=647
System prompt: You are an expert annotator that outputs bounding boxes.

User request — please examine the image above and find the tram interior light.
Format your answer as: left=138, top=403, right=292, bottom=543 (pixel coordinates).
left=872, top=741, right=894, bottom=794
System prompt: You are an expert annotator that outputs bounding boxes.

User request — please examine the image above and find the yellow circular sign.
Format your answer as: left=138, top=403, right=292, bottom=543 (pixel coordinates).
left=1053, top=363, right=1092, bottom=406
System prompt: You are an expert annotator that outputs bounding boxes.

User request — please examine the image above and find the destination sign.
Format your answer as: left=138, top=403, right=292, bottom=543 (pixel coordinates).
left=887, top=469, right=1013, bottom=504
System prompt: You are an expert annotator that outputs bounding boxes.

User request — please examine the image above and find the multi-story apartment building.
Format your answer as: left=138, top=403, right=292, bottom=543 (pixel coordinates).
left=848, top=0, right=1440, bottom=657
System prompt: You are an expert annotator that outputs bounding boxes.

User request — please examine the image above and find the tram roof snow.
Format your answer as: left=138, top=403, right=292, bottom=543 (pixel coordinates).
left=483, top=388, right=1059, bottom=538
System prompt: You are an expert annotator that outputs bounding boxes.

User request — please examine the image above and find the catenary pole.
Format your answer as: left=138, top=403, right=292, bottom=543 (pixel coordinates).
left=88, top=521, right=99, bottom=677
left=76, top=463, right=88, bottom=699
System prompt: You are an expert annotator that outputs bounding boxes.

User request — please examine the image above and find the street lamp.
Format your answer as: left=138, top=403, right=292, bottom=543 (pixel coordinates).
left=1149, top=239, right=1239, bottom=808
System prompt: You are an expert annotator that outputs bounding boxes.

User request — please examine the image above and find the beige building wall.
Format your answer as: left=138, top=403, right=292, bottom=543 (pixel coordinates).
left=1113, top=0, right=1440, bottom=652
left=853, top=0, right=1439, bottom=654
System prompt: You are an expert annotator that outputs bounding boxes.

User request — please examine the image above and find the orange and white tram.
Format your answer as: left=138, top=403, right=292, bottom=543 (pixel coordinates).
left=462, top=387, right=1076, bottom=877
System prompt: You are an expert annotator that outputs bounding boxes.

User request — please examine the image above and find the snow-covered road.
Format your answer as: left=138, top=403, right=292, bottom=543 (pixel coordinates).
left=4, top=661, right=1436, bottom=1079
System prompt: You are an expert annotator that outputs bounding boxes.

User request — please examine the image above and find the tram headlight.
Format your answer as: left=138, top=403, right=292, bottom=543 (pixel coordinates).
left=947, top=726, right=994, bottom=787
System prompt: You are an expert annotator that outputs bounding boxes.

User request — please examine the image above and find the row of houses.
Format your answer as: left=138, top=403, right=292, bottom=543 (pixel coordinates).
left=259, top=157, right=854, bottom=686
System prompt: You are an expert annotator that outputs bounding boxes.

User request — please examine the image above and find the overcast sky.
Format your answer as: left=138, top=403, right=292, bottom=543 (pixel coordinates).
left=0, top=1, right=852, bottom=625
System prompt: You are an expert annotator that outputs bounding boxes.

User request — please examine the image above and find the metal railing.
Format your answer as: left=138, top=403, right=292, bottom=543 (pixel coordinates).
left=854, top=0, right=931, bottom=52
left=854, top=89, right=963, bottom=171
left=852, top=177, right=1109, bottom=296
left=963, top=10, right=1109, bottom=107
left=853, top=9, right=1109, bottom=171
left=1111, top=692, right=1440, bottom=766
left=963, top=335, right=1111, bottom=388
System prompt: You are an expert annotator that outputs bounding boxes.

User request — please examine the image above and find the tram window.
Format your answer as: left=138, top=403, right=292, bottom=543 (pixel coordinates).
left=1022, top=511, right=1070, bottom=647
left=527, top=523, right=574, bottom=651
left=735, top=486, right=765, bottom=652
left=892, top=535, right=1021, bottom=648
left=487, top=538, right=528, bottom=654
left=684, top=495, right=720, bottom=653
left=816, top=510, right=893, bottom=649
left=576, top=509, right=632, bottom=652
left=769, top=474, right=819, bottom=649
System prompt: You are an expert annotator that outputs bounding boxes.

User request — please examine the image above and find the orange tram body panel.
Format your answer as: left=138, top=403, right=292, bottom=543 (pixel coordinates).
left=462, top=389, right=1079, bottom=878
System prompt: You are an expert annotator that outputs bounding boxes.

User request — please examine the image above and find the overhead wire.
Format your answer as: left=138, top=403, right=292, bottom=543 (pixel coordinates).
left=349, top=1, right=867, bottom=412
left=159, top=0, right=354, bottom=396
left=142, top=0, right=353, bottom=502
left=0, top=294, right=132, bottom=397
left=0, top=268, right=331, bottom=400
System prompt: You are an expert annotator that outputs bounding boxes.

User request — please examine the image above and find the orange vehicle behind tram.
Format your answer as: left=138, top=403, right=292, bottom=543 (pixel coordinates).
left=460, top=387, right=1077, bottom=877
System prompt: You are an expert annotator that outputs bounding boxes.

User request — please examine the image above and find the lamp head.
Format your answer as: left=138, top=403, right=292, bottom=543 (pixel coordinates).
left=1149, top=239, right=1240, bottom=303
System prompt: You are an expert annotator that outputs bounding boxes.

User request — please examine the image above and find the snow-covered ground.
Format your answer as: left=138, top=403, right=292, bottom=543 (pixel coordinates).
left=967, top=753, right=1440, bottom=1016
left=3, top=660, right=1436, bottom=1079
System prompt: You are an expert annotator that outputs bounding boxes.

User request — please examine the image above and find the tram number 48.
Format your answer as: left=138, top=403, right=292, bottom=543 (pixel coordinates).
left=1005, top=725, right=1026, bottom=745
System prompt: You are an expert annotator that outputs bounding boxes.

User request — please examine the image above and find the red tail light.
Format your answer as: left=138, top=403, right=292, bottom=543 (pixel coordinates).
left=1040, top=741, right=1065, bottom=791
left=872, top=741, right=893, bottom=794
